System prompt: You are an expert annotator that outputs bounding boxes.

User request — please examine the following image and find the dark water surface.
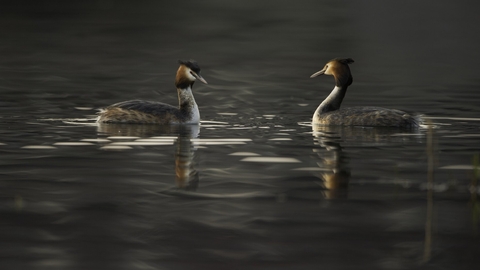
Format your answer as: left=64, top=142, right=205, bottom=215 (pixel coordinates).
left=1, top=1, right=480, bottom=269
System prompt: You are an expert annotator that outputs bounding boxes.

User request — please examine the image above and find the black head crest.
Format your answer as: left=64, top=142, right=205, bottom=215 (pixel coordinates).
left=336, top=58, right=354, bottom=65
left=178, top=59, right=201, bottom=73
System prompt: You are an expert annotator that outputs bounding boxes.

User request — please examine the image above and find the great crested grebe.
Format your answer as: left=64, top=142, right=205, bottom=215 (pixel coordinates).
left=97, top=60, right=207, bottom=124
left=310, top=58, right=420, bottom=128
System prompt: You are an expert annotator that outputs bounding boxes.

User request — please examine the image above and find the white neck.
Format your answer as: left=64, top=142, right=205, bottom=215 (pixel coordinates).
left=178, top=85, right=200, bottom=124
left=313, top=85, right=347, bottom=119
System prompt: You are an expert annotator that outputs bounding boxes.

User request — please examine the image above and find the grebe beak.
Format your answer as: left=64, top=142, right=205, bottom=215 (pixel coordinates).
left=310, top=69, right=326, bottom=78
left=191, top=71, right=208, bottom=84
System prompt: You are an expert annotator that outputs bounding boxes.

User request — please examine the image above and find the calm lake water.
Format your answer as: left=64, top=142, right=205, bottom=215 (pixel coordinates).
left=1, top=1, right=479, bottom=269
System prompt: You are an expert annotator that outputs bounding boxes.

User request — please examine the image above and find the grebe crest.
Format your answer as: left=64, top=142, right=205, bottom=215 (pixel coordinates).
left=97, top=60, right=207, bottom=125
left=310, top=58, right=419, bottom=128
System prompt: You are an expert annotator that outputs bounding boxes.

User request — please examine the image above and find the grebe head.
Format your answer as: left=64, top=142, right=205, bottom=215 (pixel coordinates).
left=310, top=58, right=354, bottom=87
left=175, top=60, right=208, bottom=89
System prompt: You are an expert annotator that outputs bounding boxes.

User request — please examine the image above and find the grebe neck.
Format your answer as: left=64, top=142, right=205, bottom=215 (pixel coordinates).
left=315, top=85, right=348, bottom=114
left=177, top=84, right=200, bottom=122
left=314, top=67, right=352, bottom=115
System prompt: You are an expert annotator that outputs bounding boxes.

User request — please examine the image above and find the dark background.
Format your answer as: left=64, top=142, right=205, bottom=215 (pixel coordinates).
left=0, top=1, right=479, bottom=269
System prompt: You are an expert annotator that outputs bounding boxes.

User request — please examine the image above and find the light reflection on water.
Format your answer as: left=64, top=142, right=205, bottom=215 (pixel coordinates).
left=1, top=1, right=480, bottom=269
left=0, top=116, right=480, bottom=269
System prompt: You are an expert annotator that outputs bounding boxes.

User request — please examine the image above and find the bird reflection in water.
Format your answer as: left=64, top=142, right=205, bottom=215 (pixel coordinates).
left=312, top=125, right=350, bottom=199
left=312, top=125, right=423, bottom=199
left=174, top=129, right=199, bottom=190
left=97, top=124, right=199, bottom=190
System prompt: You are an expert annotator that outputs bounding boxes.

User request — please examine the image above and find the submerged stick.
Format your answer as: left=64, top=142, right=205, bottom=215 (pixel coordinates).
left=423, top=120, right=434, bottom=263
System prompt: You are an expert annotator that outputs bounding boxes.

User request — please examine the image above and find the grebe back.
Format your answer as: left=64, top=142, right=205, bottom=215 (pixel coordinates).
left=97, top=60, right=207, bottom=124
left=310, top=58, right=419, bottom=128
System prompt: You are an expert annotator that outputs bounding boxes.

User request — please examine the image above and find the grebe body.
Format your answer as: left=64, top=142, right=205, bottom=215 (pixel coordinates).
left=97, top=60, right=207, bottom=124
left=310, top=58, right=419, bottom=128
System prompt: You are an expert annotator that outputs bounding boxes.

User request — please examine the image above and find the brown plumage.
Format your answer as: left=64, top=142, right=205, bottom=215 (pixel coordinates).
left=97, top=60, right=207, bottom=125
left=310, top=58, right=420, bottom=128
